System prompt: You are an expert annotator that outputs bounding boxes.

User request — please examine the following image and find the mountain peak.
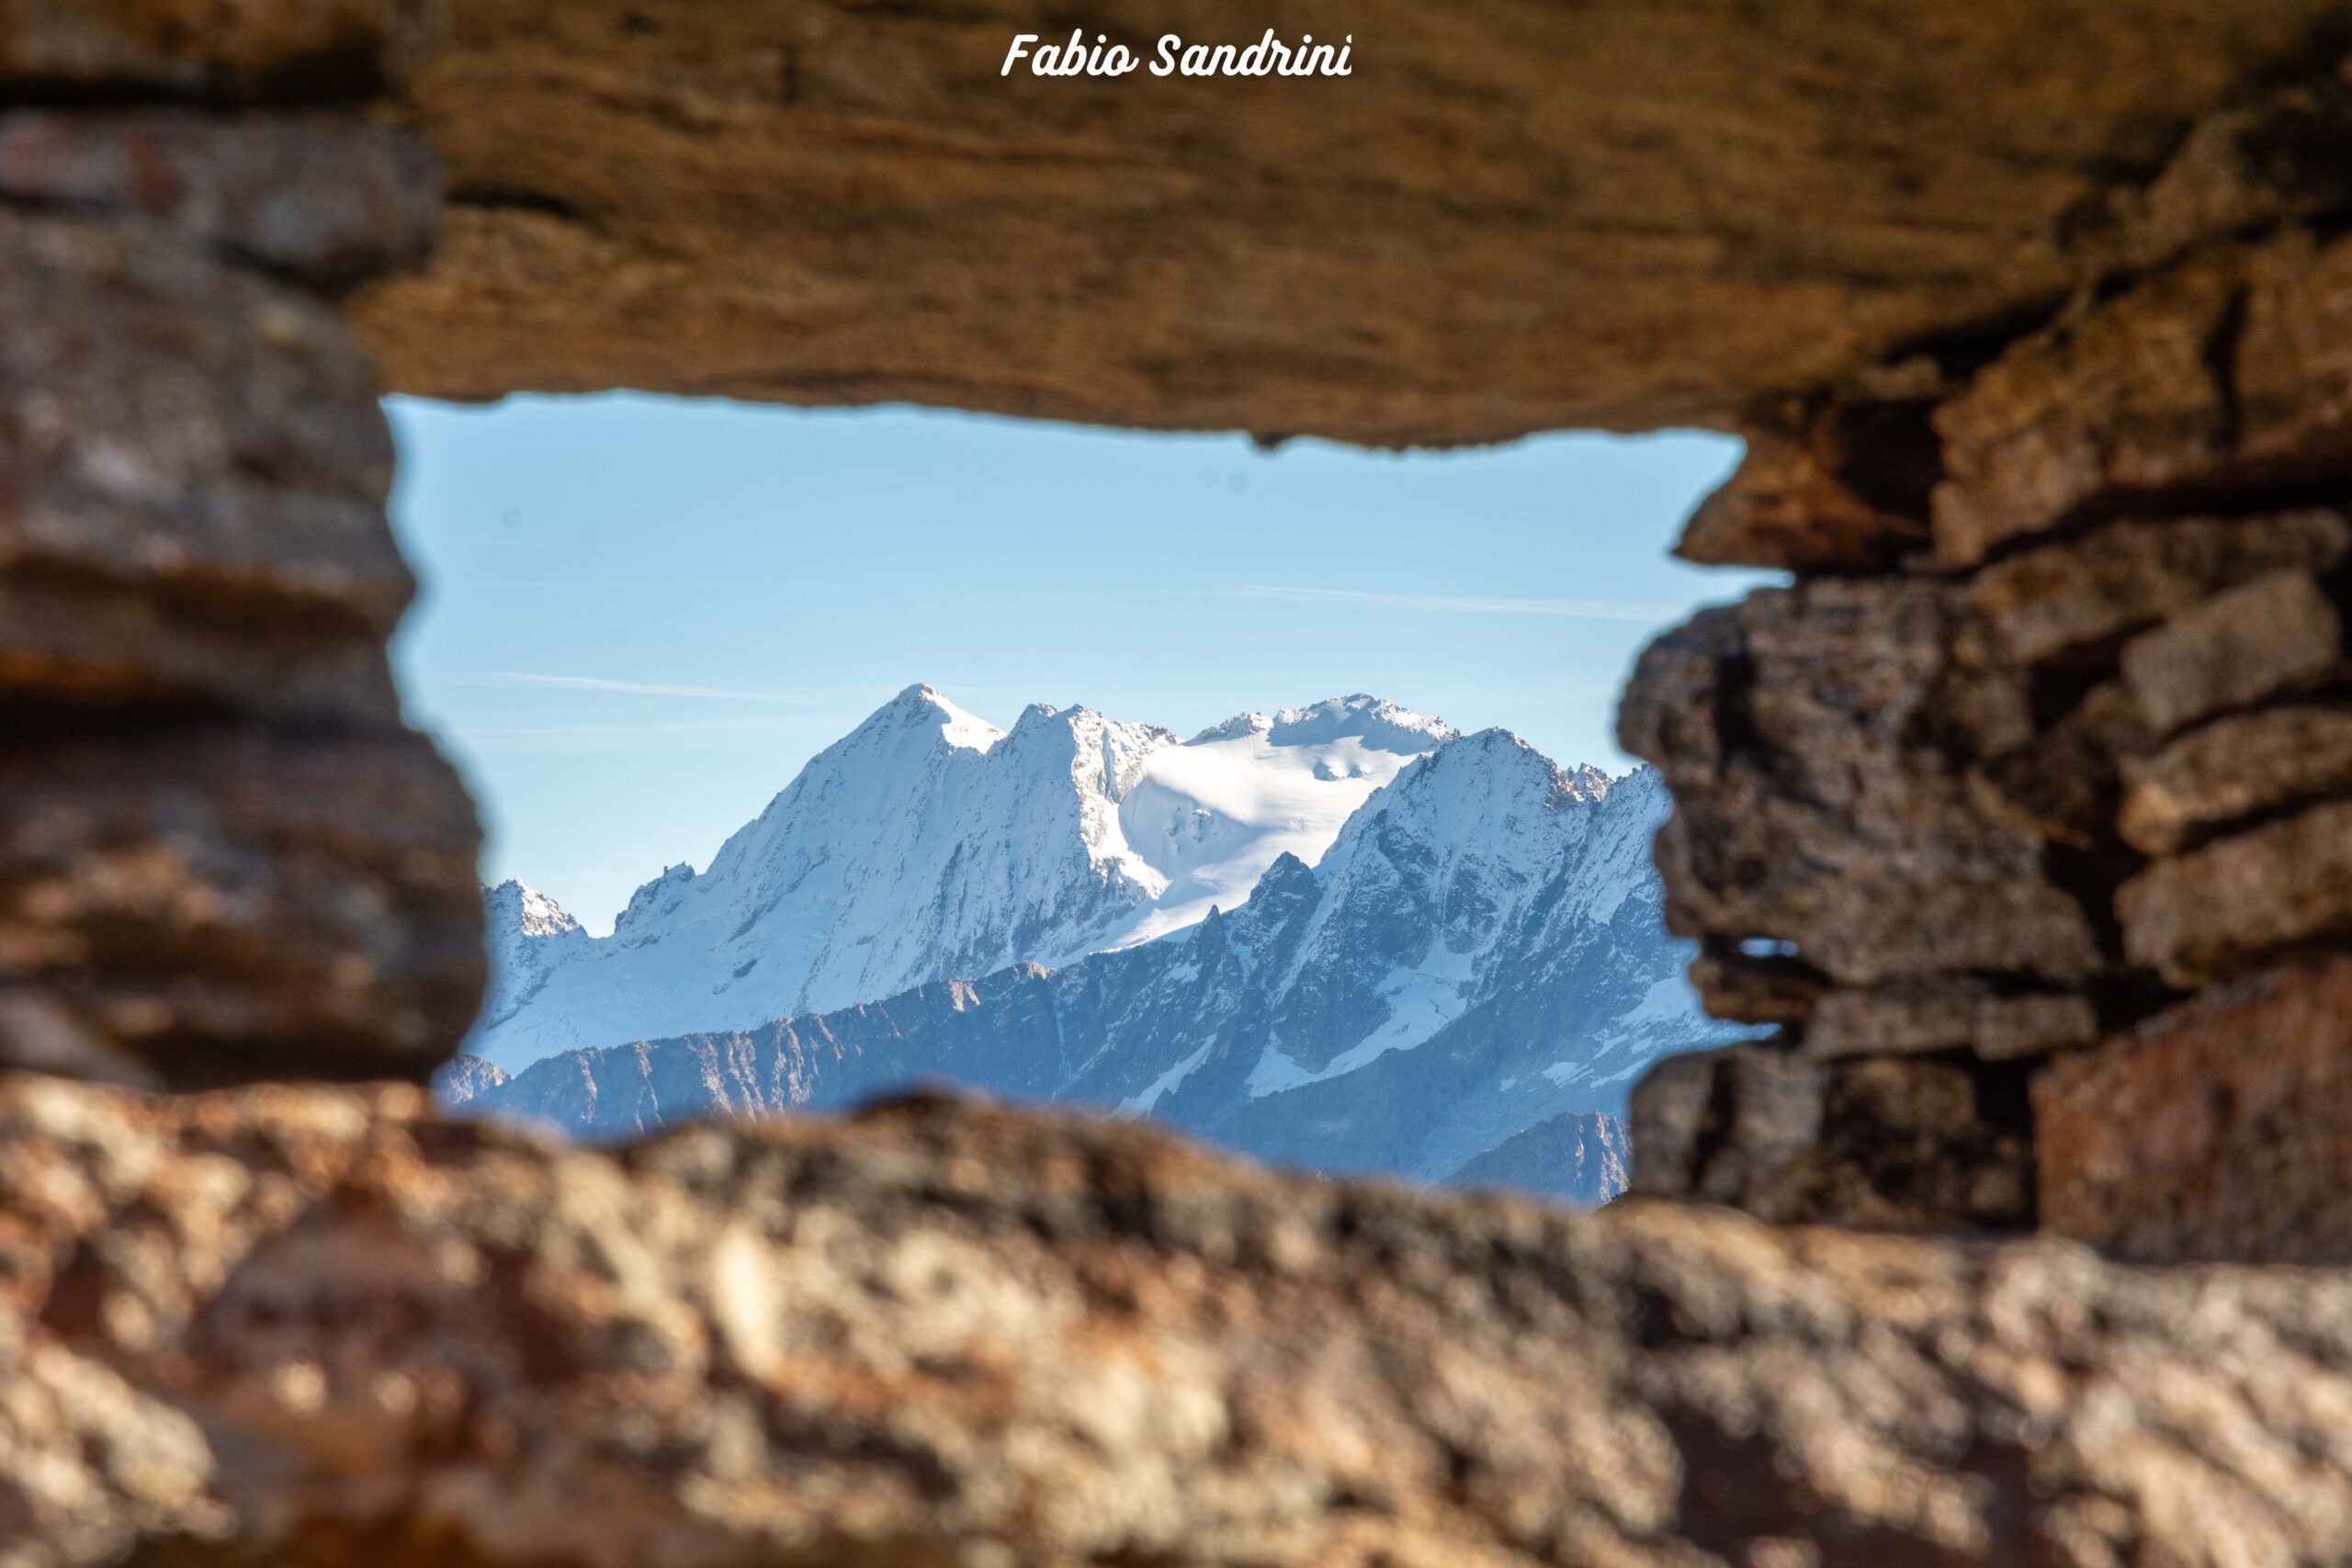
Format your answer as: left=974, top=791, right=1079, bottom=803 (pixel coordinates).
left=1012, top=701, right=1063, bottom=731
left=484, top=879, right=583, bottom=938
left=872, top=683, right=1002, bottom=751
left=1188, top=694, right=1453, bottom=751
left=471, top=690, right=1457, bottom=1071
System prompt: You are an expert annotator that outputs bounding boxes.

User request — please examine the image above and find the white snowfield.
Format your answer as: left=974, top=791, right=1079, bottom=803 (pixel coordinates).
left=468, top=685, right=1455, bottom=1072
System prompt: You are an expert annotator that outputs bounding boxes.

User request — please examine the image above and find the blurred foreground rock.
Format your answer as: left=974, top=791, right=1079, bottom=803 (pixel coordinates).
left=0, top=6, right=483, bottom=1089
left=354, top=0, right=2352, bottom=442
left=5, top=1079, right=2351, bottom=1568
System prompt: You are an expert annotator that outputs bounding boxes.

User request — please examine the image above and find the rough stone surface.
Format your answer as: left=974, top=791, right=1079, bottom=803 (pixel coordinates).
left=0, top=112, right=440, bottom=287
left=1672, top=408, right=1932, bottom=572
left=2120, top=569, right=2343, bottom=736
left=0, top=0, right=440, bottom=98
left=1687, top=948, right=1825, bottom=1029
left=1627, top=1045, right=2033, bottom=1230
left=1805, top=983, right=2098, bottom=1063
left=0, top=575, right=401, bottom=721
left=2037, top=955, right=2352, bottom=1263
left=0, top=209, right=413, bottom=636
left=0, top=724, right=483, bottom=1089
left=1969, top=508, right=2352, bottom=666
left=347, top=3, right=2352, bottom=443
left=0, top=139, right=485, bottom=1091
left=1971, top=677, right=2154, bottom=848
left=2120, top=798, right=2352, bottom=987
left=2120, top=700, right=2352, bottom=853
left=1936, top=226, right=2352, bottom=563
left=6, top=1080, right=2352, bottom=1567
left=1621, top=581, right=2098, bottom=987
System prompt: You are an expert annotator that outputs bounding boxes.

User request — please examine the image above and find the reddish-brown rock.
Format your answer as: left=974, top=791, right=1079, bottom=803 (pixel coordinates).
left=349, top=3, right=2352, bottom=443
left=1969, top=508, right=2351, bottom=666
left=0, top=576, right=401, bottom=721
left=1628, top=1045, right=2034, bottom=1229
left=1971, top=678, right=2154, bottom=848
left=7, top=1080, right=2352, bottom=1567
left=1673, top=411, right=1932, bottom=572
left=1804, top=982, right=2097, bottom=1062
left=1622, top=580, right=2097, bottom=988
left=1686, top=947, right=1825, bottom=1028
left=0, top=210, right=413, bottom=635
left=0, top=176, right=483, bottom=1088
left=2037, top=955, right=2352, bottom=1262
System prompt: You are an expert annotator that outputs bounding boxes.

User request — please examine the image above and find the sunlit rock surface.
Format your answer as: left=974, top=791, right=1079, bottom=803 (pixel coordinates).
left=5, top=1077, right=2350, bottom=1567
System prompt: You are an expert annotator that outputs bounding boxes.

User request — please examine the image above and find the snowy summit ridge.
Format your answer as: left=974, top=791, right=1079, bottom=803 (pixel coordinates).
left=468, top=687, right=1454, bottom=1071
left=456, top=711, right=1743, bottom=1196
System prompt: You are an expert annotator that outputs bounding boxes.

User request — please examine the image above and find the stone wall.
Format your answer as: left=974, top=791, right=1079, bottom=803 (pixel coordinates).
left=4, top=3, right=2352, bottom=1562
left=1623, top=59, right=2352, bottom=1263
left=0, top=6, right=484, bottom=1091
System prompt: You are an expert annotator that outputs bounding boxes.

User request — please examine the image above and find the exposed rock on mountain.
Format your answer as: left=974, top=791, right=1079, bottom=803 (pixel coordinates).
left=1441, top=1110, right=1630, bottom=1205
left=468, top=689, right=1452, bottom=1072
left=455, top=740, right=1737, bottom=1191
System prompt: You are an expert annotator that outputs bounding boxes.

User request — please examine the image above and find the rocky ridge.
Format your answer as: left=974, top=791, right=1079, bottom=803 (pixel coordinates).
left=469, top=690, right=1453, bottom=1072
left=453, top=740, right=1724, bottom=1197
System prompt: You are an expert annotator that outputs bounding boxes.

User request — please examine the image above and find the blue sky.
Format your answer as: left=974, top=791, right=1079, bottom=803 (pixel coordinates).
left=388, top=395, right=1762, bottom=931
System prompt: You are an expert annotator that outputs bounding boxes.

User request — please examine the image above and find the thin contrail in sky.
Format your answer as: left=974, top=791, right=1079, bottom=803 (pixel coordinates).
left=454, top=672, right=809, bottom=703
left=1227, top=585, right=1679, bottom=622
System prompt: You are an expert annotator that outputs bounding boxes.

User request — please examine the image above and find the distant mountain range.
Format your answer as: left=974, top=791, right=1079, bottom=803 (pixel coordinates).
left=441, top=688, right=1744, bottom=1204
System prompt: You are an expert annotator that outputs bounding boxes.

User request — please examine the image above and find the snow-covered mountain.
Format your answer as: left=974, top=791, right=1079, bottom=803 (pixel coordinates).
left=448, top=725, right=1745, bottom=1193
left=466, top=686, right=1453, bottom=1071
left=479, top=880, right=594, bottom=1028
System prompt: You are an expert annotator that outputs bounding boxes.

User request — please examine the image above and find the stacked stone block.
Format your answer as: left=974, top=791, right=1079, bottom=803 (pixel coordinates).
left=0, top=5, right=483, bottom=1089
left=1624, top=71, right=2352, bottom=1261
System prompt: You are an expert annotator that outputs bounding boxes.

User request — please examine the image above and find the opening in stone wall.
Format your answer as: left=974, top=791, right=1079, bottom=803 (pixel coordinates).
left=388, top=392, right=1772, bottom=1201
left=10, top=6, right=2352, bottom=1561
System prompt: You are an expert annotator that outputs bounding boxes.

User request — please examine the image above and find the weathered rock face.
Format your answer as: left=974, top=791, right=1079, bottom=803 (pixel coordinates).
left=0, top=112, right=441, bottom=288
left=1628, top=1046, right=2036, bottom=1231
left=1622, top=54, right=2352, bottom=1261
left=0, top=16, right=482, bottom=1089
left=2037, top=955, right=2352, bottom=1264
left=347, top=0, right=2352, bottom=444
left=6, top=1077, right=2352, bottom=1568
